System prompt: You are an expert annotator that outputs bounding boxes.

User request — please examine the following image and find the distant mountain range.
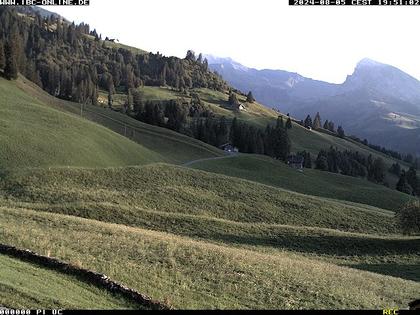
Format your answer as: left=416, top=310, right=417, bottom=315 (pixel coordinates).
left=16, top=6, right=65, bottom=20
left=206, top=55, right=420, bottom=155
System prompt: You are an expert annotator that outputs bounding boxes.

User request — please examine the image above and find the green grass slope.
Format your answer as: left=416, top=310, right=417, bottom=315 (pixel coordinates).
left=189, top=155, right=412, bottom=211
left=0, top=77, right=162, bottom=169
left=16, top=73, right=404, bottom=175
left=0, top=164, right=400, bottom=235
left=0, top=254, right=139, bottom=309
left=0, top=207, right=418, bottom=310
left=17, top=78, right=225, bottom=164
left=96, top=83, right=405, bottom=178
left=2, top=164, right=418, bottom=282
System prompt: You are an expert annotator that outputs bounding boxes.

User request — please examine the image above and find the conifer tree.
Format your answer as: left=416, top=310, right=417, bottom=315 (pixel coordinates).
left=107, top=89, right=113, bottom=108
left=371, top=157, right=386, bottom=183
left=406, top=167, right=419, bottom=196
left=337, top=126, right=345, bottom=138
left=315, top=150, right=328, bottom=171
left=0, top=41, right=5, bottom=69
left=396, top=171, right=413, bottom=195
left=286, top=117, right=292, bottom=129
left=389, top=163, right=401, bottom=176
left=4, top=40, right=18, bottom=80
left=304, top=115, right=312, bottom=128
left=246, top=91, right=255, bottom=103
left=228, top=92, right=240, bottom=108
left=276, top=116, right=284, bottom=129
left=304, top=152, right=312, bottom=168
left=313, top=112, right=322, bottom=129
left=396, top=200, right=420, bottom=235
left=132, top=89, right=144, bottom=114
left=230, top=117, right=238, bottom=145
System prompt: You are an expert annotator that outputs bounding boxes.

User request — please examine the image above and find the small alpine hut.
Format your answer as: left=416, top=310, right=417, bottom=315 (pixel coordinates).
left=219, top=143, right=238, bottom=153
left=287, top=154, right=304, bottom=170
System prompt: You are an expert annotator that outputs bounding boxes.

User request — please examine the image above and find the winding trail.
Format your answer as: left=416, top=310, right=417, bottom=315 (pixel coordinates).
left=182, top=153, right=239, bottom=167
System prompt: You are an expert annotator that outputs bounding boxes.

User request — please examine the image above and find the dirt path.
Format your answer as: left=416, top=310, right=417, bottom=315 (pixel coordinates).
left=182, top=153, right=239, bottom=167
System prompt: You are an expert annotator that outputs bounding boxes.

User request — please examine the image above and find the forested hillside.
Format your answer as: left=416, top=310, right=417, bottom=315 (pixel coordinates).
left=1, top=6, right=419, bottom=197
left=1, top=5, right=420, bottom=310
left=0, top=6, right=226, bottom=106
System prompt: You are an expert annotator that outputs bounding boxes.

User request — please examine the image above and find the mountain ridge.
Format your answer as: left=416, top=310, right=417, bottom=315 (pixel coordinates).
left=207, top=56, right=420, bottom=154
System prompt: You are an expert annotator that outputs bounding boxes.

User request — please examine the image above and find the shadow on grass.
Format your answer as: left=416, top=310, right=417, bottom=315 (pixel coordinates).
left=203, top=230, right=420, bottom=257
left=348, top=264, right=420, bottom=282
left=9, top=202, right=419, bottom=283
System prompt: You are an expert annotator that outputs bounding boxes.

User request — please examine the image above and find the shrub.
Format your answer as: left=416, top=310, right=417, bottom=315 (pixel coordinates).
left=396, top=200, right=420, bottom=235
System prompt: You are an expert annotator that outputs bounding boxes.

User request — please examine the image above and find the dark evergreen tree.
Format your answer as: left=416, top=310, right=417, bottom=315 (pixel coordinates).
left=153, top=104, right=165, bottom=127
left=414, top=157, right=420, bottom=170
left=132, top=89, right=144, bottom=114
left=246, top=91, right=255, bottom=103
left=230, top=117, right=238, bottom=145
left=406, top=167, right=419, bottom=196
left=185, top=50, right=196, bottom=62
left=165, top=100, right=187, bottom=132
left=0, top=41, right=5, bottom=69
left=389, top=163, right=401, bottom=176
left=216, top=116, right=228, bottom=146
left=286, top=117, right=292, bottom=129
left=323, top=120, right=329, bottom=130
left=299, top=151, right=312, bottom=168
left=276, top=116, right=284, bottom=129
left=304, top=115, right=312, bottom=128
left=228, top=92, right=240, bottom=108
left=4, top=40, right=18, bottom=80
left=141, top=102, right=154, bottom=124
left=313, top=112, right=322, bottom=129
left=396, top=201, right=420, bottom=235
left=315, top=150, right=328, bottom=171
left=396, top=171, right=413, bottom=195
left=371, top=157, right=386, bottom=183
left=124, top=89, right=133, bottom=113
left=328, top=121, right=335, bottom=133
left=404, top=154, right=414, bottom=164
left=337, top=125, right=345, bottom=138
left=107, top=89, right=113, bottom=108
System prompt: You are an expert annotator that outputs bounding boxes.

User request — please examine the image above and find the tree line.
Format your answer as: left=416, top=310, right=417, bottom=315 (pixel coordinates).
left=315, top=146, right=387, bottom=184
left=390, top=163, right=420, bottom=196
left=0, top=7, right=227, bottom=105
left=126, top=92, right=292, bottom=161
left=302, top=112, right=345, bottom=138
left=303, top=111, right=418, bottom=164
left=349, top=136, right=418, bottom=164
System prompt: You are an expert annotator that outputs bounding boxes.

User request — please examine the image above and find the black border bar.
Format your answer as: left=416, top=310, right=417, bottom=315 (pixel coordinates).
left=0, top=0, right=89, bottom=5
left=289, top=0, right=420, bottom=5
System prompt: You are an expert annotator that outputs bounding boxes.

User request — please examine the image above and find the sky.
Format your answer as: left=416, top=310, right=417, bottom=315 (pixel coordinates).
left=42, top=0, right=420, bottom=84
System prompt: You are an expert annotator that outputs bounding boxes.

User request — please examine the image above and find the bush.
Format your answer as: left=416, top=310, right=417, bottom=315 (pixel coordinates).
left=396, top=200, right=420, bottom=235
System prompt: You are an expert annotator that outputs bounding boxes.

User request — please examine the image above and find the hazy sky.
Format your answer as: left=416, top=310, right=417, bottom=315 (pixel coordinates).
left=42, top=1, right=420, bottom=83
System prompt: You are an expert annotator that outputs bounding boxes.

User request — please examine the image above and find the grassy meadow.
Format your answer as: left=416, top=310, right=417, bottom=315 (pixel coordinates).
left=0, top=207, right=418, bottom=310
left=0, top=164, right=401, bottom=235
left=0, top=76, right=418, bottom=310
left=190, top=154, right=412, bottom=211
left=0, top=254, right=140, bottom=309
left=16, top=78, right=225, bottom=164
left=1, top=164, right=419, bottom=284
left=0, top=77, right=162, bottom=169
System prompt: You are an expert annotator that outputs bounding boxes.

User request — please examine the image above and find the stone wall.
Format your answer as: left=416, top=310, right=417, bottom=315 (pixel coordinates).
left=0, top=243, right=171, bottom=310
